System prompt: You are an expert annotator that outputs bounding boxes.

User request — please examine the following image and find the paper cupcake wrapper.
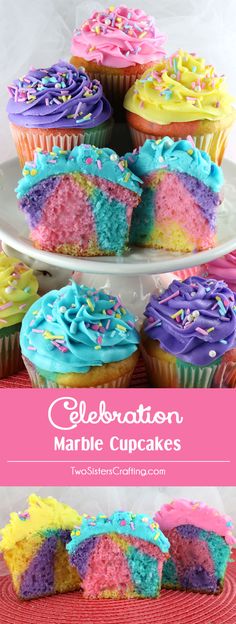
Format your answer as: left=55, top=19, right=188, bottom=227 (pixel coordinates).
left=174, top=265, right=207, bottom=281
left=129, top=127, right=231, bottom=165
left=23, top=356, right=134, bottom=388
left=10, top=123, right=113, bottom=168
left=142, top=349, right=220, bottom=388
left=88, top=71, right=138, bottom=110
left=0, top=331, right=23, bottom=379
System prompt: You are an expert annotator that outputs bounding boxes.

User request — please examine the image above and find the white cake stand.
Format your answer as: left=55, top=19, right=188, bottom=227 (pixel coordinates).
left=1, top=157, right=236, bottom=318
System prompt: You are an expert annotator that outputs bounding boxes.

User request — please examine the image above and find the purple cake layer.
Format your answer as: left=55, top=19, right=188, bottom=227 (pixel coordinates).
left=20, top=176, right=60, bottom=229
left=70, top=536, right=99, bottom=577
left=20, top=534, right=57, bottom=598
left=179, top=172, right=221, bottom=229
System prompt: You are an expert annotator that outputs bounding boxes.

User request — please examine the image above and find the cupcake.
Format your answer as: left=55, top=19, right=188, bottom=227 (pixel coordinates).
left=70, top=5, right=166, bottom=114
left=0, top=494, right=81, bottom=600
left=0, top=253, right=39, bottom=379
left=154, top=499, right=236, bottom=594
left=16, top=145, right=142, bottom=257
left=67, top=511, right=170, bottom=599
left=20, top=281, right=140, bottom=388
left=206, top=251, right=236, bottom=292
left=174, top=265, right=207, bottom=281
left=125, top=138, right=223, bottom=252
left=7, top=61, right=113, bottom=168
left=142, top=276, right=236, bottom=388
left=124, top=50, right=235, bottom=164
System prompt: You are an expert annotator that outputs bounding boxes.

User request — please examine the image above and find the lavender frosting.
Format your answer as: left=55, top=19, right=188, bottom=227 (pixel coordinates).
left=7, top=61, right=112, bottom=129
left=144, top=277, right=236, bottom=366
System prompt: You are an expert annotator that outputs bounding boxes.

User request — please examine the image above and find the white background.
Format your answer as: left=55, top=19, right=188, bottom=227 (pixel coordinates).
left=0, top=0, right=235, bottom=525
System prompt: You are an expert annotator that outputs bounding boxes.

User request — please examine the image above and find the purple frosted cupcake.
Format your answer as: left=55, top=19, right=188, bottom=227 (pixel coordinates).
left=7, top=60, right=113, bottom=167
left=142, top=276, right=236, bottom=388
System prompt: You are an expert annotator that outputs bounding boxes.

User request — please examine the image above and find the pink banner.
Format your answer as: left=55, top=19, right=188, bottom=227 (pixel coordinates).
left=0, top=389, right=235, bottom=486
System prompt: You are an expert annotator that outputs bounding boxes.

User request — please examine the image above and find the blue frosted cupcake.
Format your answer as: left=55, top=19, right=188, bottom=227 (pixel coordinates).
left=20, top=281, right=140, bottom=387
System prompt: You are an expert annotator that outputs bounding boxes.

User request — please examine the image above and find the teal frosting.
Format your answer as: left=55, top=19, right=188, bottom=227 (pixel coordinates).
left=20, top=282, right=140, bottom=374
left=125, top=137, right=224, bottom=192
left=16, top=145, right=142, bottom=199
left=67, top=511, right=170, bottom=554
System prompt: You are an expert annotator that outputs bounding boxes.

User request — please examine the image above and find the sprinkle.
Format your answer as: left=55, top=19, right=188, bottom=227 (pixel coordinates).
left=30, top=169, right=38, bottom=176
left=86, top=157, right=93, bottom=165
left=130, top=522, right=135, bottom=530
left=97, top=336, right=103, bottom=344
left=139, top=30, right=147, bottom=39
left=0, top=301, right=13, bottom=311
left=159, top=290, right=180, bottom=304
left=195, top=327, right=208, bottom=336
left=97, top=159, right=102, bottom=170
left=106, top=320, right=111, bottom=330
left=19, top=304, right=27, bottom=310
left=59, top=306, right=67, bottom=313
left=209, top=350, right=217, bottom=358
left=87, top=298, right=94, bottom=312
left=0, top=319, right=7, bottom=324
left=28, top=346, right=37, bottom=351
left=5, top=286, right=14, bottom=294
left=207, top=327, right=215, bottom=333
left=116, top=324, right=127, bottom=332
left=220, top=339, right=227, bottom=344
left=52, top=341, right=68, bottom=352
left=127, top=320, right=135, bottom=328
left=154, top=533, right=160, bottom=541
left=120, top=520, right=126, bottom=526
left=94, top=345, right=101, bottom=350
left=32, top=329, right=44, bottom=333
left=171, top=308, right=183, bottom=319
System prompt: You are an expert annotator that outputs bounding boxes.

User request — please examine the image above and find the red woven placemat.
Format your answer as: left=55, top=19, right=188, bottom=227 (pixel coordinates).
left=0, top=358, right=149, bottom=389
left=0, top=560, right=235, bottom=624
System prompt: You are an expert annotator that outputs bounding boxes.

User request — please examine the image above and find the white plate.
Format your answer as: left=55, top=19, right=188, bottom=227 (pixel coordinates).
left=0, top=157, right=236, bottom=276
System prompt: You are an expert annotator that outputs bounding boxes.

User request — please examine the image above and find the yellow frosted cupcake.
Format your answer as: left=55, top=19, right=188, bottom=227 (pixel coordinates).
left=0, top=494, right=82, bottom=600
left=0, top=253, right=39, bottom=378
left=124, top=50, right=235, bottom=164
left=20, top=281, right=140, bottom=388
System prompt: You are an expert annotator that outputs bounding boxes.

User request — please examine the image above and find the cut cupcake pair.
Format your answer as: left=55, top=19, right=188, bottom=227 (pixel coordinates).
left=1, top=495, right=235, bottom=600
left=16, top=137, right=224, bottom=257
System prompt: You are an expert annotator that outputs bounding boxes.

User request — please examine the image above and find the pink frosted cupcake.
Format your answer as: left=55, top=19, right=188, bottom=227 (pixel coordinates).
left=174, top=264, right=207, bottom=281
left=154, top=499, right=236, bottom=594
left=206, top=251, right=236, bottom=292
left=70, top=5, right=166, bottom=114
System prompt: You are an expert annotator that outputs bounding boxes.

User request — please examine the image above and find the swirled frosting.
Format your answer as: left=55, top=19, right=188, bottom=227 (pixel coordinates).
left=7, top=61, right=112, bottom=129
left=71, top=6, right=166, bottom=69
left=67, top=511, right=170, bottom=553
left=0, top=253, right=39, bottom=329
left=124, top=50, right=234, bottom=123
left=154, top=499, right=236, bottom=546
left=16, top=144, right=142, bottom=199
left=206, top=252, right=236, bottom=292
left=125, top=138, right=223, bottom=193
left=144, top=277, right=236, bottom=366
left=20, top=282, right=140, bottom=373
left=0, top=494, right=81, bottom=551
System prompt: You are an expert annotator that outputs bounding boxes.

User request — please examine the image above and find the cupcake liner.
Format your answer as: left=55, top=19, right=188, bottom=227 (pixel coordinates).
left=0, top=330, right=23, bottom=379
left=23, top=356, right=134, bottom=388
left=174, top=265, right=207, bottom=281
left=10, top=122, right=113, bottom=168
left=142, top=348, right=220, bottom=388
left=128, top=127, right=231, bottom=165
left=84, top=71, right=139, bottom=115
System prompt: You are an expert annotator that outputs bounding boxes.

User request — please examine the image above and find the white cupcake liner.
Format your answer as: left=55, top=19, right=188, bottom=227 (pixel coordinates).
left=128, top=127, right=231, bottom=165
left=142, top=349, right=220, bottom=388
left=0, top=330, right=23, bottom=379
left=87, top=71, right=138, bottom=105
left=10, top=122, right=113, bottom=168
left=23, top=356, right=134, bottom=388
